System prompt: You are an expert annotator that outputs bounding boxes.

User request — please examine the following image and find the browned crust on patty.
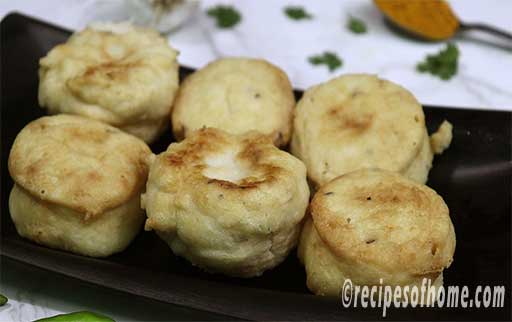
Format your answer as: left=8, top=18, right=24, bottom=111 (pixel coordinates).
left=310, top=169, right=455, bottom=275
left=162, top=127, right=283, bottom=191
left=8, top=115, right=152, bottom=219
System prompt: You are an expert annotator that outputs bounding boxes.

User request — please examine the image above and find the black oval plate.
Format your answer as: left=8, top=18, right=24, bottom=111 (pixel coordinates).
left=1, top=12, right=510, bottom=321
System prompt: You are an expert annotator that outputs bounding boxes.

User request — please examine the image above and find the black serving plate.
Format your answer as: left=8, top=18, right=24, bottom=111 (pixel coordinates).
left=1, top=13, right=511, bottom=321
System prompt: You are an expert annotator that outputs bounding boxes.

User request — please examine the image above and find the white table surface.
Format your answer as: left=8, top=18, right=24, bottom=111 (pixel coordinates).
left=0, top=1, right=511, bottom=321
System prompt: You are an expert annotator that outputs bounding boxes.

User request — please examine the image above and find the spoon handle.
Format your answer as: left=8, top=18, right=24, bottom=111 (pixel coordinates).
left=460, top=22, right=512, bottom=41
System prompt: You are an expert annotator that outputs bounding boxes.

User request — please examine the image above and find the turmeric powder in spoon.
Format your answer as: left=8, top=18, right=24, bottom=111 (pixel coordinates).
left=374, top=0, right=512, bottom=41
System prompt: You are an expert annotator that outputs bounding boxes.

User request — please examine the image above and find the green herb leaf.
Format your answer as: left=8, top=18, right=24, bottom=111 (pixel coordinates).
left=284, top=6, right=312, bottom=20
left=308, top=52, right=343, bottom=72
left=416, top=43, right=459, bottom=80
left=0, top=294, right=7, bottom=306
left=347, top=16, right=367, bottom=34
left=34, top=311, right=115, bottom=322
left=207, top=5, right=241, bottom=29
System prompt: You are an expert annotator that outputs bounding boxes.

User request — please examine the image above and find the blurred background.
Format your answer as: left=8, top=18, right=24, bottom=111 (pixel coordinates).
left=0, top=0, right=511, bottom=110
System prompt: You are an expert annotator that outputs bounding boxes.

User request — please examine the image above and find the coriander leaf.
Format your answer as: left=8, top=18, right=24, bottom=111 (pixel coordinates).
left=207, top=5, right=241, bottom=29
left=308, top=52, right=343, bottom=72
left=347, top=16, right=367, bottom=34
left=416, top=43, right=459, bottom=80
left=34, top=311, right=114, bottom=322
left=284, top=6, right=312, bottom=20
